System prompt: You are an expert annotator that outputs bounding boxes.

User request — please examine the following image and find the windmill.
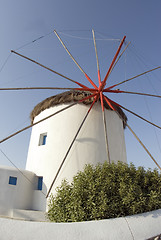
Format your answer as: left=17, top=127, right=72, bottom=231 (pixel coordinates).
left=0, top=30, right=161, bottom=201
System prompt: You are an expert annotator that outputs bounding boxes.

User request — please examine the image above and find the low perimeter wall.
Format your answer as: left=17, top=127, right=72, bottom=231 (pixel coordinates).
left=0, top=209, right=161, bottom=240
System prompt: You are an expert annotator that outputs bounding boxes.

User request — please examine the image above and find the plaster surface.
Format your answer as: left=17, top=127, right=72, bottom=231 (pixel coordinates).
left=0, top=209, right=161, bottom=240
left=0, top=165, right=46, bottom=213
left=26, top=103, right=127, bottom=197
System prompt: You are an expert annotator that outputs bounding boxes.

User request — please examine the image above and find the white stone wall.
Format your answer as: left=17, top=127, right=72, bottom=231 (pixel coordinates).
left=26, top=102, right=127, bottom=196
left=0, top=209, right=161, bottom=240
left=0, top=166, right=46, bottom=213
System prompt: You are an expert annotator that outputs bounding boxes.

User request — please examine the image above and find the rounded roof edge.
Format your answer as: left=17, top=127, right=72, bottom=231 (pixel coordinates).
left=30, top=90, right=127, bottom=128
left=0, top=165, right=36, bottom=175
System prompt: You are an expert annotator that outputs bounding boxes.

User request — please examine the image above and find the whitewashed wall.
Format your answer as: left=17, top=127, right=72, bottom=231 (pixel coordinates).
left=26, top=102, right=127, bottom=197
left=0, top=209, right=161, bottom=240
left=0, top=165, right=46, bottom=213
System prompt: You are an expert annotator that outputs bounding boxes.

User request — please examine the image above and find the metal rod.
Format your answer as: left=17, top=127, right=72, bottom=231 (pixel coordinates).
left=54, top=30, right=97, bottom=89
left=46, top=99, right=97, bottom=198
left=11, top=50, right=88, bottom=89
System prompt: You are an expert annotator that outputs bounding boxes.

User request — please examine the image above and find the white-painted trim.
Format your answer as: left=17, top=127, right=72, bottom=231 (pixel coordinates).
left=0, top=209, right=161, bottom=240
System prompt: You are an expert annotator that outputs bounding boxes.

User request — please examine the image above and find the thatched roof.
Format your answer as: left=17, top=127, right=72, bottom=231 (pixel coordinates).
left=30, top=90, right=127, bottom=128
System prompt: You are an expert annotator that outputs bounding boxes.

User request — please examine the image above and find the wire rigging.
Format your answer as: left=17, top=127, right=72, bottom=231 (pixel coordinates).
left=129, top=43, right=157, bottom=69
left=139, top=79, right=161, bottom=158
left=93, top=30, right=121, bottom=42
left=57, top=31, right=121, bottom=41
left=0, top=53, right=12, bottom=75
left=15, top=31, right=54, bottom=50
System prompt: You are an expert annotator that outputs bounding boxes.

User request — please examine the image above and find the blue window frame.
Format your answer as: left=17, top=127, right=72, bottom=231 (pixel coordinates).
left=9, top=176, right=17, bottom=185
left=39, top=133, right=47, bottom=146
left=38, top=177, right=43, bottom=190
left=42, top=135, right=47, bottom=145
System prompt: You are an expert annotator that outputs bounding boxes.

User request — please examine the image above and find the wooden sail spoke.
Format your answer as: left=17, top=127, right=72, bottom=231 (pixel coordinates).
left=0, top=103, right=77, bottom=145
left=107, top=90, right=161, bottom=99
left=113, top=109, right=161, bottom=170
left=99, top=92, right=111, bottom=163
left=109, top=41, right=131, bottom=76
left=102, top=109, right=110, bottom=163
left=0, top=87, right=98, bottom=93
left=0, top=93, right=97, bottom=145
left=0, top=87, right=77, bottom=91
left=126, top=123, right=161, bottom=170
left=103, top=95, right=117, bottom=111
left=120, top=104, right=161, bottom=130
left=46, top=98, right=97, bottom=198
left=54, top=30, right=97, bottom=89
left=11, top=50, right=88, bottom=89
left=105, top=66, right=161, bottom=91
left=92, top=30, right=112, bottom=163
left=92, top=29, right=101, bottom=86
left=7, top=31, right=161, bottom=192
left=103, top=96, right=161, bottom=130
left=101, top=36, right=126, bottom=89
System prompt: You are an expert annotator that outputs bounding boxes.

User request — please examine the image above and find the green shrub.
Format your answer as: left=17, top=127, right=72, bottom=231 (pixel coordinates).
left=47, top=161, right=161, bottom=222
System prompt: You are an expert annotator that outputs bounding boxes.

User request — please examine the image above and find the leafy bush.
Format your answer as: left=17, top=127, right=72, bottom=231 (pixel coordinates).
left=47, top=161, right=161, bottom=222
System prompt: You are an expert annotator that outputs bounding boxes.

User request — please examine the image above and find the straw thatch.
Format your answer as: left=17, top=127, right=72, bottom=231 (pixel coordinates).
left=30, top=90, right=127, bottom=128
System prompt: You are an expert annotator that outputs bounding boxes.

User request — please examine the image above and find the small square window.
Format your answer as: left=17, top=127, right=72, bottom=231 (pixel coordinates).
left=39, top=133, right=47, bottom=146
left=38, top=177, right=43, bottom=190
left=9, top=176, right=17, bottom=185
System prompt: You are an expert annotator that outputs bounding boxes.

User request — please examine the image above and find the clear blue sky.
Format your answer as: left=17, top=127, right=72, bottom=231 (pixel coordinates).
left=0, top=0, right=160, bottom=170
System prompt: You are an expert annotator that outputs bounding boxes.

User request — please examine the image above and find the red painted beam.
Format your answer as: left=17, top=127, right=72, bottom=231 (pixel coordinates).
left=101, top=36, right=126, bottom=89
left=103, top=95, right=117, bottom=111
left=85, top=73, right=98, bottom=89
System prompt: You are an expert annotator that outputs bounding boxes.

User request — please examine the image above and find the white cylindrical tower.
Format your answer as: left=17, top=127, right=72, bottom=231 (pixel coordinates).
left=26, top=91, right=127, bottom=196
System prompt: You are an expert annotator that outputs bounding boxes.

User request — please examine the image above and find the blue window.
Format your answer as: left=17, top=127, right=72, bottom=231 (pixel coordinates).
left=38, top=177, right=43, bottom=190
left=39, top=133, right=47, bottom=146
left=9, top=176, right=17, bottom=185
left=42, top=135, right=47, bottom=145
